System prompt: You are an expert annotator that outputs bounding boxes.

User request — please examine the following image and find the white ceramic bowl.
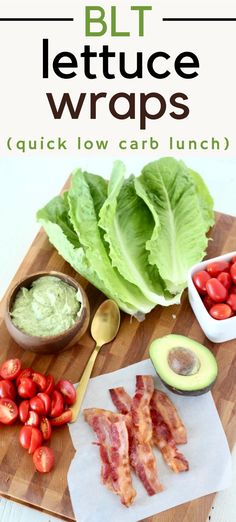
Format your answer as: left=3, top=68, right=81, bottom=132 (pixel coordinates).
left=188, top=251, right=236, bottom=343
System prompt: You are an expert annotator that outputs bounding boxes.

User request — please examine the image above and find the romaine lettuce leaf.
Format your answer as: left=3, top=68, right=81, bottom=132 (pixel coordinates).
left=68, top=169, right=155, bottom=315
left=135, top=158, right=211, bottom=294
left=99, top=161, right=181, bottom=305
left=36, top=194, right=107, bottom=292
left=188, top=168, right=215, bottom=230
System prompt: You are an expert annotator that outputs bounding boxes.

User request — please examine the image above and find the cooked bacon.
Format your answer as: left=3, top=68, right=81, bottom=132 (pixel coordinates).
left=84, top=407, right=124, bottom=427
left=84, top=408, right=125, bottom=492
left=109, top=380, right=154, bottom=444
left=84, top=379, right=189, bottom=504
left=109, top=388, right=135, bottom=445
left=99, top=443, right=114, bottom=491
left=151, top=407, right=189, bottom=473
left=130, top=440, right=164, bottom=494
left=136, top=375, right=154, bottom=395
left=150, top=390, right=187, bottom=444
left=131, top=375, right=154, bottom=444
left=84, top=410, right=136, bottom=506
left=110, top=381, right=164, bottom=495
left=109, top=387, right=132, bottom=414
left=108, top=419, right=136, bottom=506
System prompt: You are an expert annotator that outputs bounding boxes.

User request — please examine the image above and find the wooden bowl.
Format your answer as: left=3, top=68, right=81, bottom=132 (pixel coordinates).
left=5, top=271, right=90, bottom=354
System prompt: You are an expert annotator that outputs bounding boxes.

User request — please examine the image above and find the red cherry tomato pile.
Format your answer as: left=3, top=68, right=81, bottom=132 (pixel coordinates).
left=193, top=257, right=236, bottom=320
left=0, top=358, right=76, bottom=473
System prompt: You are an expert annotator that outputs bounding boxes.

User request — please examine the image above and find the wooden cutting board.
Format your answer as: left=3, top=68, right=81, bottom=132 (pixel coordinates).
left=0, top=211, right=236, bottom=522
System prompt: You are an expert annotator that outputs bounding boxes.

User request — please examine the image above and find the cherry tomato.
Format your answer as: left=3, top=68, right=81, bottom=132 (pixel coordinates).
left=32, top=372, right=47, bottom=392
left=231, top=256, right=236, bottom=264
left=33, top=446, right=55, bottom=473
left=230, top=262, right=236, bottom=284
left=0, top=358, right=21, bottom=381
left=56, top=380, right=76, bottom=406
left=203, top=295, right=215, bottom=311
left=19, top=426, right=31, bottom=449
left=227, top=293, right=236, bottom=312
left=50, top=390, right=64, bottom=418
left=217, top=272, right=232, bottom=291
left=37, top=393, right=51, bottom=415
left=206, top=278, right=228, bottom=303
left=51, top=409, right=72, bottom=426
left=0, top=398, right=18, bottom=424
left=40, top=417, right=52, bottom=441
left=29, top=428, right=43, bottom=454
left=193, top=270, right=210, bottom=295
left=19, top=426, right=43, bottom=454
left=25, top=410, right=40, bottom=427
left=19, top=400, right=30, bottom=423
left=19, top=426, right=33, bottom=449
left=0, top=379, right=16, bottom=400
left=231, top=285, right=236, bottom=295
left=16, top=367, right=33, bottom=387
left=18, top=377, right=37, bottom=399
left=30, top=396, right=45, bottom=415
left=207, top=261, right=230, bottom=277
left=209, top=303, right=232, bottom=320
left=44, top=374, right=55, bottom=396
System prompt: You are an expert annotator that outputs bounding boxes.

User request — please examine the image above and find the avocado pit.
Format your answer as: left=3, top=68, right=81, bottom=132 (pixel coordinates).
left=168, top=347, right=200, bottom=376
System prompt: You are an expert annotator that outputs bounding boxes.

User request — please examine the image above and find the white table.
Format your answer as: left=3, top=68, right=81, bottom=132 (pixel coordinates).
left=0, top=156, right=235, bottom=522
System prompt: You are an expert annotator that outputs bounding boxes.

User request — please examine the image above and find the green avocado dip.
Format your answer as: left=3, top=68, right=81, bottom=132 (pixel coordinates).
left=11, top=276, right=82, bottom=337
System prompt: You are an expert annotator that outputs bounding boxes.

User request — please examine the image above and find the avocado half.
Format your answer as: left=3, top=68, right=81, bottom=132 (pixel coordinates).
left=149, top=334, right=218, bottom=396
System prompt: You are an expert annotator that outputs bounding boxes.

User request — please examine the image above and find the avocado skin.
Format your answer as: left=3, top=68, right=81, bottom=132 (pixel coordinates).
left=156, top=372, right=217, bottom=396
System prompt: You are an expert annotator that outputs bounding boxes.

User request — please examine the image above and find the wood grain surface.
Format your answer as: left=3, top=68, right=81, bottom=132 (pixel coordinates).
left=0, top=211, right=235, bottom=522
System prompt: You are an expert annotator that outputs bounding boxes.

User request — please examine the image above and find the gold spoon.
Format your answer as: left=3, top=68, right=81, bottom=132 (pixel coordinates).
left=70, top=299, right=120, bottom=422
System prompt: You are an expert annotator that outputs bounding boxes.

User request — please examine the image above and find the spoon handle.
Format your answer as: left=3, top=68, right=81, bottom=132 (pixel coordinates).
left=70, top=344, right=100, bottom=422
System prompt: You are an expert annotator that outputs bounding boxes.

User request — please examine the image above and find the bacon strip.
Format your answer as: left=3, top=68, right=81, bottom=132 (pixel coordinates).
left=99, top=443, right=114, bottom=491
left=110, top=380, right=164, bottom=495
left=109, top=387, right=132, bottom=414
left=151, top=390, right=187, bottom=444
left=84, top=407, right=124, bottom=426
left=150, top=407, right=189, bottom=473
left=106, top=419, right=136, bottom=507
left=84, top=408, right=125, bottom=491
left=131, top=375, right=154, bottom=444
left=129, top=439, right=163, bottom=494
left=84, top=409, right=136, bottom=506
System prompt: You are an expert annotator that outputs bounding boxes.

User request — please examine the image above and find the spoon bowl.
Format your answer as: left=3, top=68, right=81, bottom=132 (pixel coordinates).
left=91, top=299, right=120, bottom=347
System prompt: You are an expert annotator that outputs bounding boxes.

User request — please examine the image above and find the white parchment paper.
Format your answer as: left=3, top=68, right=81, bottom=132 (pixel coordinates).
left=68, top=359, right=232, bottom=522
